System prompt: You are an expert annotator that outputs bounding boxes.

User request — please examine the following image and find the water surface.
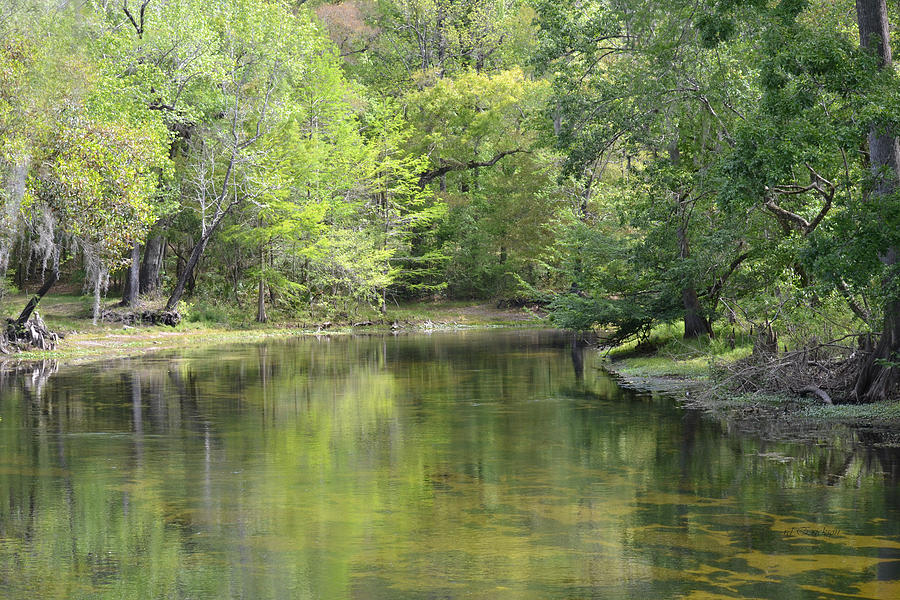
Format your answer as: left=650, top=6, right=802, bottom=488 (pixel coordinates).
left=1, top=330, right=899, bottom=599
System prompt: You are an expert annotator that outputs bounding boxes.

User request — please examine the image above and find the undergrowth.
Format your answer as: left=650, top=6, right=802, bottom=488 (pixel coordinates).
left=603, top=322, right=753, bottom=378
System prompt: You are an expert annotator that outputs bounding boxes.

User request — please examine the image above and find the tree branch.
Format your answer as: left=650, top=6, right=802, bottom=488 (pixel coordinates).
left=704, top=249, right=751, bottom=305
left=837, top=279, right=872, bottom=325
left=417, top=149, right=528, bottom=188
left=764, top=164, right=835, bottom=236
left=764, top=197, right=812, bottom=232
left=123, top=1, right=150, bottom=39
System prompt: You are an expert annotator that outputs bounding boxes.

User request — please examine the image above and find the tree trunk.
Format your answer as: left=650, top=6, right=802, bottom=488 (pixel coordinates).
left=436, top=7, right=446, bottom=78
left=121, top=242, right=141, bottom=307
left=682, top=287, right=712, bottom=339
left=256, top=277, right=267, bottom=323
left=15, top=269, right=58, bottom=327
left=854, top=0, right=900, bottom=401
left=856, top=0, right=900, bottom=195
left=855, top=299, right=900, bottom=402
left=256, top=246, right=267, bottom=323
left=165, top=235, right=210, bottom=311
left=678, top=226, right=712, bottom=339
left=669, top=139, right=712, bottom=339
left=139, top=235, right=164, bottom=295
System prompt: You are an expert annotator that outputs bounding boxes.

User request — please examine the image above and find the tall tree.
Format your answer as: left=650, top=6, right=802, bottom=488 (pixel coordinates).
left=1, top=4, right=169, bottom=323
left=161, top=1, right=347, bottom=311
left=853, top=0, right=899, bottom=401
left=535, top=0, right=754, bottom=340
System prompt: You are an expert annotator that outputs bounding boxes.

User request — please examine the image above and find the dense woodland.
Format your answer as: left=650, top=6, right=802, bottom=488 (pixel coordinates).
left=0, top=0, right=898, bottom=402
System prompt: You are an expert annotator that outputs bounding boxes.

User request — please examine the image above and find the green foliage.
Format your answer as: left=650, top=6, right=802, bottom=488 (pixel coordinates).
left=532, top=0, right=900, bottom=373
left=717, top=0, right=900, bottom=329
left=403, top=68, right=561, bottom=297
left=1, top=0, right=897, bottom=365
left=0, top=275, right=16, bottom=302
left=532, top=0, right=759, bottom=338
left=318, top=0, right=537, bottom=92
left=182, top=300, right=235, bottom=325
left=38, top=111, right=168, bottom=263
left=0, top=2, right=170, bottom=319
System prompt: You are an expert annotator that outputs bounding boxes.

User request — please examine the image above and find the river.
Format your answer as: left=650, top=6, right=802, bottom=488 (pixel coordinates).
left=1, top=329, right=898, bottom=599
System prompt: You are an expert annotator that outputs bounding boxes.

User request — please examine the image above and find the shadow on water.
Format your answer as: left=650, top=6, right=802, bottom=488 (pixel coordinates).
left=1, top=329, right=899, bottom=599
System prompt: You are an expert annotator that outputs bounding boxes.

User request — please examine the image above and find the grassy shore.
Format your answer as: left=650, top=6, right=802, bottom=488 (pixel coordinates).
left=1, top=293, right=546, bottom=362
left=598, top=322, right=900, bottom=432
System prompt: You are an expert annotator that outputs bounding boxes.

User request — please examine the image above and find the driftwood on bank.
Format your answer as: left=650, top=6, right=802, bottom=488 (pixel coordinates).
left=711, top=332, right=883, bottom=404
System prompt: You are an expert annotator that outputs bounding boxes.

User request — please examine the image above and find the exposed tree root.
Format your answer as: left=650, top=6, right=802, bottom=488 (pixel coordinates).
left=797, top=385, right=833, bottom=405
left=0, top=315, right=62, bottom=354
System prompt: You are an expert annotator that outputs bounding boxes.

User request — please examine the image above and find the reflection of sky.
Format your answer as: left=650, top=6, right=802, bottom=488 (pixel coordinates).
left=0, top=330, right=899, bottom=599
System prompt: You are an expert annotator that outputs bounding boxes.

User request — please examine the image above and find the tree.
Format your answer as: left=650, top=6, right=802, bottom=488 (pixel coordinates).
left=159, top=1, right=346, bottom=311
left=1, top=4, right=169, bottom=324
left=40, top=109, right=169, bottom=321
left=316, top=0, right=536, bottom=91
left=713, top=0, right=900, bottom=399
left=853, top=0, right=899, bottom=401
left=535, top=0, right=755, bottom=339
left=401, top=67, right=557, bottom=297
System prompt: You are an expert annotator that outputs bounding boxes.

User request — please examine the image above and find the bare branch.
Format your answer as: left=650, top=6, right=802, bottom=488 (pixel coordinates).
left=238, top=62, right=278, bottom=150
left=705, top=249, right=751, bottom=304
left=764, top=163, right=835, bottom=236
left=122, top=1, right=150, bottom=39
left=417, top=149, right=529, bottom=188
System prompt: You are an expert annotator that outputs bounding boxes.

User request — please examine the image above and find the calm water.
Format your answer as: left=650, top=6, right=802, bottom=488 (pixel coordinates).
left=1, top=329, right=899, bottom=599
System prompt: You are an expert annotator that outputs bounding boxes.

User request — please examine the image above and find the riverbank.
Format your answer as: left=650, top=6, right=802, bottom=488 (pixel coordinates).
left=598, top=324, right=900, bottom=439
left=0, top=293, right=546, bottom=363
left=6, top=294, right=898, bottom=437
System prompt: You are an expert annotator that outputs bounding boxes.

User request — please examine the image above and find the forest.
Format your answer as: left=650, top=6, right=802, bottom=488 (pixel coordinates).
left=0, top=0, right=898, bottom=404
